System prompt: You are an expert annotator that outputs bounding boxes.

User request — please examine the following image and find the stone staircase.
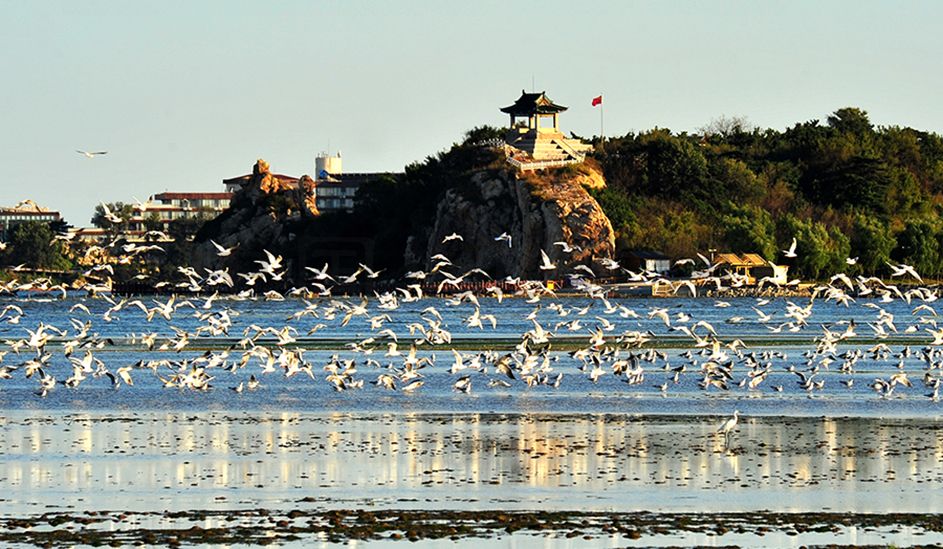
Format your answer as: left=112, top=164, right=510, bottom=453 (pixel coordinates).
left=503, top=129, right=592, bottom=171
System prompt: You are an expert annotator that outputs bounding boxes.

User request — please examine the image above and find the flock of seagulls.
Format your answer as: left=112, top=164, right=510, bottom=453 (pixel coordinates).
left=0, top=216, right=940, bottom=448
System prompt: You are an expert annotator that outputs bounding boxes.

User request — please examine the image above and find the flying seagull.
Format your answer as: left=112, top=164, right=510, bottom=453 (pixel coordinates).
left=77, top=150, right=108, bottom=158
left=494, top=232, right=512, bottom=248
left=782, top=237, right=797, bottom=258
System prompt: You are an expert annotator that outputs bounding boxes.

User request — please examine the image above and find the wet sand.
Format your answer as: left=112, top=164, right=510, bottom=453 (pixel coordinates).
left=2, top=412, right=943, bottom=547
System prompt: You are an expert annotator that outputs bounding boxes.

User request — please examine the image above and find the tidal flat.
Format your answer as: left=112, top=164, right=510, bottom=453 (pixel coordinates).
left=2, top=411, right=943, bottom=547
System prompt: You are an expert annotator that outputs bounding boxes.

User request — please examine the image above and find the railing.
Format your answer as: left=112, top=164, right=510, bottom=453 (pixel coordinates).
left=470, top=138, right=507, bottom=149
left=553, top=138, right=587, bottom=163
left=506, top=155, right=583, bottom=171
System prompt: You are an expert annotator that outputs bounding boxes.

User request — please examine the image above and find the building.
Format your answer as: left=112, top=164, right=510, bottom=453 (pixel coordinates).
left=223, top=173, right=299, bottom=194
left=0, top=200, right=63, bottom=241
left=713, top=253, right=789, bottom=285
left=128, top=192, right=232, bottom=232
left=223, top=155, right=399, bottom=214
left=623, top=250, right=672, bottom=276
left=313, top=153, right=400, bottom=213
left=501, top=90, right=592, bottom=170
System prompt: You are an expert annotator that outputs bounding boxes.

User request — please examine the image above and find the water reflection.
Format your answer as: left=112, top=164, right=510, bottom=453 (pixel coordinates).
left=0, top=412, right=942, bottom=515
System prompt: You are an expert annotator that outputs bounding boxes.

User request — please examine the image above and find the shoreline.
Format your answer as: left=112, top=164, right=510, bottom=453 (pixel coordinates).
left=1, top=508, right=941, bottom=547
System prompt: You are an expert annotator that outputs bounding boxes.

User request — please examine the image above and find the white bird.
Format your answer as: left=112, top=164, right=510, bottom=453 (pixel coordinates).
left=887, top=261, right=923, bottom=283
left=77, top=150, right=107, bottom=158
left=256, top=249, right=284, bottom=276
left=210, top=240, right=238, bottom=257
left=305, top=263, right=335, bottom=282
left=782, top=237, right=797, bottom=258
left=442, top=233, right=464, bottom=243
left=539, top=250, right=556, bottom=271
left=99, top=202, right=123, bottom=224
left=494, top=232, right=512, bottom=248
left=717, top=410, right=740, bottom=447
left=553, top=241, right=580, bottom=253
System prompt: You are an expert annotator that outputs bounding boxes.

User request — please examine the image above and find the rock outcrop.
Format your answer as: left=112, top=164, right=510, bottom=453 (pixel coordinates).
left=423, top=162, right=615, bottom=279
left=191, top=159, right=315, bottom=275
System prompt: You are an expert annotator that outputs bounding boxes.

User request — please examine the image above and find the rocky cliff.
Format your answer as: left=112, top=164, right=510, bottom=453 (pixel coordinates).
left=191, top=155, right=615, bottom=285
left=191, top=159, right=317, bottom=276
left=421, top=162, right=615, bottom=279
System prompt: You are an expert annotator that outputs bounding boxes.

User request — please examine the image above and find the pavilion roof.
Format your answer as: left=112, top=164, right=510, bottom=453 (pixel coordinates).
left=714, top=253, right=769, bottom=267
left=500, top=90, right=568, bottom=116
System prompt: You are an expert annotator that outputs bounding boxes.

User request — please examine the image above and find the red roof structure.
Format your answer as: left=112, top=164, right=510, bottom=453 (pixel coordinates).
left=222, top=174, right=298, bottom=187
left=153, top=192, right=232, bottom=201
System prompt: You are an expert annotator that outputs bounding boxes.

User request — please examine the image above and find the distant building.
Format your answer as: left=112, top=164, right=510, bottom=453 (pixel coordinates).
left=128, top=192, right=232, bottom=232
left=0, top=200, right=63, bottom=241
left=713, top=253, right=789, bottom=285
left=501, top=90, right=592, bottom=170
left=623, top=250, right=671, bottom=276
left=313, top=153, right=399, bottom=213
left=223, top=173, right=299, bottom=194
left=222, top=154, right=400, bottom=214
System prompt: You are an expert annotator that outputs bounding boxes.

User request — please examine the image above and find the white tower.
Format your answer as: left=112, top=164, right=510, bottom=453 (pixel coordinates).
left=315, top=152, right=342, bottom=180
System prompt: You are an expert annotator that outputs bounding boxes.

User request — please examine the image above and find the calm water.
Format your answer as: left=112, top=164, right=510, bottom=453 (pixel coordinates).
left=1, top=293, right=942, bottom=547
left=0, top=294, right=939, bottom=416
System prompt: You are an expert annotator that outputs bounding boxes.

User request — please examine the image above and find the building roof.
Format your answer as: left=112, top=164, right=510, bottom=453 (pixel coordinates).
left=222, top=173, right=299, bottom=187
left=500, top=90, right=568, bottom=116
left=153, top=192, right=232, bottom=201
left=318, top=172, right=401, bottom=186
left=626, top=249, right=670, bottom=260
left=0, top=199, right=59, bottom=215
left=714, top=253, right=769, bottom=267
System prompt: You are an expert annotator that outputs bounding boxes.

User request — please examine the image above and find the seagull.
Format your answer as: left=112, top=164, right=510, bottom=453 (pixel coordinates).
left=256, top=249, right=284, bottom=276
left=77, top=150, right=108, bottom=158
left=887, top=261, right=923, bottom=283
left=539, top=250, right=556, bottom=271
left=442, top=233, right=464, bottom=243
left=210, top=240, right=238, bottom=257
left=99, top=202, right=123, bottom=224
left=782, top=237, right=797, bottom=258
left=553, top=241, right=580, bottom=253
left=494, top=232, right=512, bottom=248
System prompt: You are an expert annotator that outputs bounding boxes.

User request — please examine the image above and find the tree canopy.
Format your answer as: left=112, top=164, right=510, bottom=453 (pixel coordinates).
left=594, top=107, right=943, bottom=278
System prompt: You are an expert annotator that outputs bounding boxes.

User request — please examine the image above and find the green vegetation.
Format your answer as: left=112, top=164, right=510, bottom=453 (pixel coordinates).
left=593, top=107, right=943, bottom=278
left=0, top=221, right=72, bottom=270
left=91, top=202, right=134, bottom=234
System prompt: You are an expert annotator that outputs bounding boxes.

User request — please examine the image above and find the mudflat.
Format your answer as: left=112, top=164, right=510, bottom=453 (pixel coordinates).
left=2, top=411, right=942, bottom=547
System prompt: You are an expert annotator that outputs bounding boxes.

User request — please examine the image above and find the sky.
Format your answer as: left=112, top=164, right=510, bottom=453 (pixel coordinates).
left=2, top=1, right=942, bottom=226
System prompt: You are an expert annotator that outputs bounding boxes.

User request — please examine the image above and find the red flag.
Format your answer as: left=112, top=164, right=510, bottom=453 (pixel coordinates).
left=591, top=95, right=603, bottom=107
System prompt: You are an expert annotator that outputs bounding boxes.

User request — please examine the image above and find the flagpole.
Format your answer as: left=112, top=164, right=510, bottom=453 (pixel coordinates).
left=600, top=96, right=604, bottom=144
left=599, top=94, right=604, bottom=152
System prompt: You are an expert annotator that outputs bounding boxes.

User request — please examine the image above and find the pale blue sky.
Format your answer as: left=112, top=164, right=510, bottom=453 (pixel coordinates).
left=2, top=1, right=941, bottom=225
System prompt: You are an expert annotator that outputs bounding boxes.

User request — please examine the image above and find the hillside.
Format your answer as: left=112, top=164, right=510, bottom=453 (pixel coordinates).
left=590, top=108, right=943, bottom=278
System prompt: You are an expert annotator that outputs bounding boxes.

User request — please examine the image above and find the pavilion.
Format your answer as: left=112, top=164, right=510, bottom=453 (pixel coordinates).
left=501, top=90, right=591, bottom=169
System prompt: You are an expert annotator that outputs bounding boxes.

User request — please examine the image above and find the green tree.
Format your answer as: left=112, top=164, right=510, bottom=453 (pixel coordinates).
left=721, top=203, right=776, bottom=260
left=894, top=219, right=940, bottom=276
left=2, top=222, right=72, bottom=270
left=639, top=131, right=709, bottom=199
left=91, top=202, right=134, bottom=232
left=779, top=216, right=849, bottom=279
left=849, top=214, right=895, bottom=275
left=589, top=186, right=635, bottom=232
left=827, top=107, right=874, bottom=135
